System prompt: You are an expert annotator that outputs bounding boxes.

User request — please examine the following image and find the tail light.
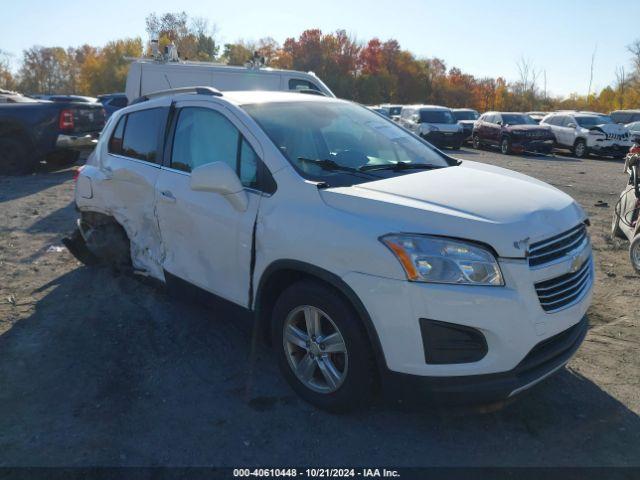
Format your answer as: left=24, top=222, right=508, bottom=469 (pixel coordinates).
left=59, top=109, right=74, bottom=131
left=73, top=165, right=84, bottom=182
left=630, top=144, right=640, bottom=155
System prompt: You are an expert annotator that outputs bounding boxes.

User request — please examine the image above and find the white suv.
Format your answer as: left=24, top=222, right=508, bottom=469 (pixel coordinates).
left=541, top=111, right=632, bottom=158
left=74, top=87, right=593, bottom=412
left=399, top=105, right=466, bottom=149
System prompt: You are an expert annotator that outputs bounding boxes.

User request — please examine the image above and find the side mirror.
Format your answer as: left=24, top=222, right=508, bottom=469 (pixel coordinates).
left=190, top=162, right=248, bottom=211
left=496, top=120, right=502, bottom=126
left=567, top=122, right=577, bottom=128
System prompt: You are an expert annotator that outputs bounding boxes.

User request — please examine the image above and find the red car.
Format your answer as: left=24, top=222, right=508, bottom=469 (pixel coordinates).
left=472, top=112, right=555, bottom=155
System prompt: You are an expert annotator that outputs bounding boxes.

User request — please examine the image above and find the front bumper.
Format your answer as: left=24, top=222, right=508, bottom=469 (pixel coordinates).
left=422, top=131, right=466, bottom=147
left=343, top=247, right=593, bottom=392
left=512, top=138, right=554, bottom=153
left=589, top=141, right=632, bottom=157
left=382, top=315, right=587, bottom=403
left=56, top=132, right=100, bottom=151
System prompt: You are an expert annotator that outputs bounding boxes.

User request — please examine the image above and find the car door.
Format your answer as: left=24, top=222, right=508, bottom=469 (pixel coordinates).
left=486, top=114, right=501, bottom=145
left=154, top=100, right=270, bottom=307
left=556, top=116, right=575, bottom=147
left=100, top=105, right=168, bottom=277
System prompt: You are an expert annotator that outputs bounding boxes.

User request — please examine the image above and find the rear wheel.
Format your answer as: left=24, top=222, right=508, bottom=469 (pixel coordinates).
left=573, top=139, right=588, bottom=158
left=272, top=280, right=375, bottom=412
left=47, top=149, right=80, bottom=167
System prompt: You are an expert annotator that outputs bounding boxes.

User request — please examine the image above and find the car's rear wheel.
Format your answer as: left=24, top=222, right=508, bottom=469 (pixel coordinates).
left=272, top=280, right=375, bottom=412
left=47, top=149, right=80, bottom=167
left=500, top=137, right=511, bottom=155
left=472, top=134, right=481, bottom=149
left=573, top=139, right=588, bottom=158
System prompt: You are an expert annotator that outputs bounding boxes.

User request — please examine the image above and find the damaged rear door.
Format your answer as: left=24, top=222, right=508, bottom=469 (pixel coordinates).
left=155, top=101, right=268, bottom=307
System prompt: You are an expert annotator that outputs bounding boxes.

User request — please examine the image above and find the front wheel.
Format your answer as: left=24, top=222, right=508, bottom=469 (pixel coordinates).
left=271, top=280, right=375, bottom=412
left=630, top=236, right=640, bottom=274
left=500, top=137, right=511, bottom=155
left=472, top=134, right=481, bottom=149
left=573, top=139, right=588, bottom=158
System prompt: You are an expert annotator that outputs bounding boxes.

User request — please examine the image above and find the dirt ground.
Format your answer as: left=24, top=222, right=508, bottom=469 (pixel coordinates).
left=0, top=149, right=639, bottom=467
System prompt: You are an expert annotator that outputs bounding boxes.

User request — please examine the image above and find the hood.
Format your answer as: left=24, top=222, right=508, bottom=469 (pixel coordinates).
left=588, top=123, right=629, bottom=134
left=320, top=160, right=586, bottom=258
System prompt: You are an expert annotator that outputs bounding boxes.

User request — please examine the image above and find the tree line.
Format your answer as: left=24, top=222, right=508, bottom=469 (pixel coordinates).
left=1, top=11, right=639, bottom=113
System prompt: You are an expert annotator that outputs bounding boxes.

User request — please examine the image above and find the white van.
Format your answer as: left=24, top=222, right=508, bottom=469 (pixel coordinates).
left=125, top=60, right=335, bottom=103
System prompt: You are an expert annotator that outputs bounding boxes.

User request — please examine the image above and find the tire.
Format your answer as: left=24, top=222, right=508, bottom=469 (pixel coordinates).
left=271, top=280, right=375, bottom=413
left=0, top=137, right=34, bottom=175
left=611, top=207, right=626, bottom=240
left=500, top=136, right=511, bottom=155
left=629, top=235, right=640, bottom=274
left=573, top=139, right=588, bottom=158
left=472, top=134, right=482, bottom=149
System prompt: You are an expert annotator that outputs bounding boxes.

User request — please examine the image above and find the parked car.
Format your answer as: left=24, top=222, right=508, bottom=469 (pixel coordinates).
left=379, top=104, right=403, bottom=122
left=125, top=59, right=334, bottom=103
left=0, top=98, right=106, bottom=174
left=526, top=111, right=548, bottom=124
left=451, top=108, right=479, bottom=141
left=31, top=94, right=98, bottom=103
left=626, top=121, right=640, bottom=143
left=72, top=87, right=592, bottom=412
left=367, top=105, right=390, bottom=117
left=472, top=112, right=554, bottom=154
left=610, top=109, right=640, bottom=125
left=0, top=90, right=41, bottom=104
left=98, top=93, right=128, bottom=119
left=400, top=105, right=466, bottom=149
left=541, top=112, right=632, bottom=158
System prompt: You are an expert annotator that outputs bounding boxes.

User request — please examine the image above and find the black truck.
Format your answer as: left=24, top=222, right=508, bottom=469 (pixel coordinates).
left=0, top=98, right=106, bottom=174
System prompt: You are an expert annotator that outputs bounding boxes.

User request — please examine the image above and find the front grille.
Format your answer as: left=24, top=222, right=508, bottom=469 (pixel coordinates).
left=534, top=258, right=592, bottom=313
left=605, top=132, right=628, bottom=141
left=528, top=223, right=588, bottom=267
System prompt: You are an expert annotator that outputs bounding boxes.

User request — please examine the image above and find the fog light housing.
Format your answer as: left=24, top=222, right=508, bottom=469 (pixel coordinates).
left=419, top=319, right=488, bottom=364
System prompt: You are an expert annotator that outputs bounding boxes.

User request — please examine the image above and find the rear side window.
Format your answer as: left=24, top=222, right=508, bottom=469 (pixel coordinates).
left=289, top=78, right=320, bottom=91
left=108, top=116, right=126, bottom=154
left=121, top=108, right=165, bottom=163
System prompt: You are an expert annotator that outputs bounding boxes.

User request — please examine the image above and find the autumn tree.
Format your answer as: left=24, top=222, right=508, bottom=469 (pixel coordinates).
left=0, top=50, right=16, bottom=90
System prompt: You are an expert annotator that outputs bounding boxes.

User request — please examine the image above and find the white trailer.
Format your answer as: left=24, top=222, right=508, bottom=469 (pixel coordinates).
left=125, top=60, right=335, bottom=102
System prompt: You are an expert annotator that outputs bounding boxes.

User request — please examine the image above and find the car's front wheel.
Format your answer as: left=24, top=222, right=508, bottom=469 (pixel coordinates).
left=500, top=137, right=511, bottom=155
left=272, top=280, right=375, bottom=412
left=472, top=134, right=482, bottom=149
left=573, top=139, right=588, bottom=158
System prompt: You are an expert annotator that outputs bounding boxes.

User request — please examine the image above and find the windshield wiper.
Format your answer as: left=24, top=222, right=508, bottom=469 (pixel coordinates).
left=297, top=157, right=360, bottom=173
left=358, top=162, right=444, bottom=172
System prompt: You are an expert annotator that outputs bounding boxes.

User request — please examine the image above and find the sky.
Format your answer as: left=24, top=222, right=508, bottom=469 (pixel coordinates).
left=2, top=0, right=640, bottom=97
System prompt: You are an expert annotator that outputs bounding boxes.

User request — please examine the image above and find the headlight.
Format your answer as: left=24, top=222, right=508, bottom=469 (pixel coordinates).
left=380, top=234, right=504, bottom=286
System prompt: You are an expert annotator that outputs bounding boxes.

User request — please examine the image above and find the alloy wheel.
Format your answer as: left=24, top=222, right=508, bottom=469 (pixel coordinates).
left=282, top=305, right=348, bottom=394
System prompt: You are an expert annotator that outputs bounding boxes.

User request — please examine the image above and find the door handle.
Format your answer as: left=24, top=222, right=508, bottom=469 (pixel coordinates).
left=160, top=190, right=176, bottom=203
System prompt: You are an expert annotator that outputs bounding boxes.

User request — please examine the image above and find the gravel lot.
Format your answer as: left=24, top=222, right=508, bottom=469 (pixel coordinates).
left=0, top=148, right=639, bottom=467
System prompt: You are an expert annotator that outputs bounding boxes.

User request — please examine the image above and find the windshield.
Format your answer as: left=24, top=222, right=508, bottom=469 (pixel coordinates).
left=452, top=110, right=479, bottom=121
left=419, top=110, right=456, bottom=124
left=576, top=116, right=613, bottom=128
left=502, top=114, right=537, bottom=125
left=242, top=101, right=451, bottom=186
left=386, top=106, right=402, bottom=116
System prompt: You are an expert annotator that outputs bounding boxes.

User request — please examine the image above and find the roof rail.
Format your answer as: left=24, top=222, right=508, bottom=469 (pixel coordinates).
left=131, top=86, right=223, bottom=105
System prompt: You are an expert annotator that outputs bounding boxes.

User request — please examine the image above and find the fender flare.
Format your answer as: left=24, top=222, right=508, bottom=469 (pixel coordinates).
left=255, top=259, right=388, bottom=370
